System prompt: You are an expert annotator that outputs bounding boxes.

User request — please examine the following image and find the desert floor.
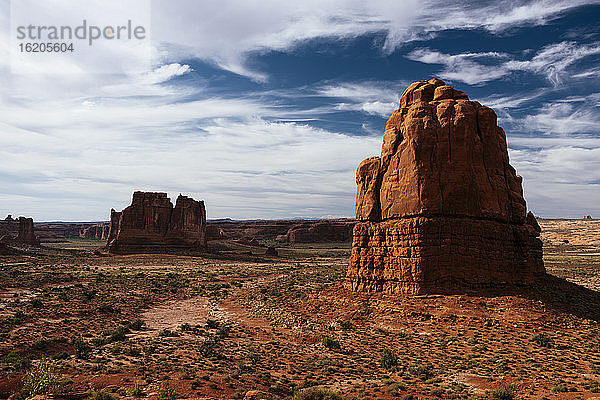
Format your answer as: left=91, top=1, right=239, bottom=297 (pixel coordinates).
left=1, top=219, right=600, bottom=400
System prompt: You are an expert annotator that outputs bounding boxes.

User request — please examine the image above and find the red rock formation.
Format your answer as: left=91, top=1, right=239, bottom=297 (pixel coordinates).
left=346, top=79, right=545, bottom=294
left=16, top=217, right=40, bottom=245
left=34, top=222, right=88, bottom=243
left=206, top=219, right=355, bottom=243
left=0, top=243, right=15, bottom=255
left=278, top=220, right=356, bottom=243
left=206, top=225, right=226, bottom=240
left=0, top=216, right=40, bottom=245
left=106, top=192, right=207, bottom=254
left=0, top=215, right=18, bottom=240
left=80, top=222, right=110, bottom=239
left=106, top=209, right=122, bottom=245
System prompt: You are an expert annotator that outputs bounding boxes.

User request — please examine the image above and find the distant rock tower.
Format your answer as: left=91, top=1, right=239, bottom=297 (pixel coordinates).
left=345, top=79, right=545, bottom=294
left=0, top=216, right=40, bottom=245
left=106, top=191, right=207, bottom=254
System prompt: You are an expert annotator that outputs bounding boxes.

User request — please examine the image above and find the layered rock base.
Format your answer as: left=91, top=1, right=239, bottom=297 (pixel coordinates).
left=348, top=216, right=544, bottom=294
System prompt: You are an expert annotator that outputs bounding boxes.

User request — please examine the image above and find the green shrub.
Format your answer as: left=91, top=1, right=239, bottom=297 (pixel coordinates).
left=9, top=310, right=25, bottom=325
left=125, top=380, right=144, bottom=397
left=292, top=387, right=344, bottom=400
left=158, top=329, right=180, bottom=338
left=72, top=337, right=92, bottom=359
left=126, top=319, right=144, bottom=330
left=339, top=321, right=353, bottom=330
left=387, top=382, right=406, bottom=396
left=179, top=323, right=192, bottom=332
left=1, top=351, right=31, bottom=371
left=321, top=337, right=340, bottom=350
left=32, top=338, right=50, bottom=350
left=22, top=359, right=58, bottom=396
left=51, top=352, right=69, bottom=360
left=551, top=383, right=568, bottom=393
left=531, top=333, right=553, bottom=347
left=198, top=337, right=220, bottom=358
left=491, top=383, right=518, bottom=399
left=380, top=349, right=398, bottom=370
left=125, top=347, right=142, bottom=357
left=86, top=390, right=118, bottom=400
left=206, top=319, right=220, bottom=329
left=217, top=325, right=231, bottom=338
left=30, top=299, right=43, bottom=309
left=83, top=289, right=97, bottom=301
left=157, top=381, right=177, bottom=400
left=97, top=304, right=120, bottom=314
left=98, top=326, right=130, bottom=344
left=408, top=363, right=433, bottom=381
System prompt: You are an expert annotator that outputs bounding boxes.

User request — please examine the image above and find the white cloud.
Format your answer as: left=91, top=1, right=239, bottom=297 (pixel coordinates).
left=0, top=115, right=381, bottom=220
left=505, top=41, right=600, bottom=86
left=509, top=138, right=600, bottom=218
left=406, top=49, right=508, bottom=85
left=407, top=41, right=600, bottom=86
left=475, top=90, right=549, bottom=110
left=316, top=81, right=404, bottom=117
left=140, top=63, right=192, bottom=84
left=149, top=0, right=594, bottom=80
left=520, top=102, right=600, bottom=136
left=573, top=66, right=600, bottom=78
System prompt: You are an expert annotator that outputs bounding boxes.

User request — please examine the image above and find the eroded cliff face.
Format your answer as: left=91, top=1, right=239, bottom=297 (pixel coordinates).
left=106, top=191, right=207, bottom=254
left=346, top=79, right=545, bottom=294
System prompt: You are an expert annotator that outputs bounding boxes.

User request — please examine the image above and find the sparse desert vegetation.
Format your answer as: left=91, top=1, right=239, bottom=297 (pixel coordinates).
left=0, top=219, right=599, bottom=399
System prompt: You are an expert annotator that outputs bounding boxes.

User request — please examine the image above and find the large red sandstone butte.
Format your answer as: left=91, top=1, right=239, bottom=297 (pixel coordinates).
left=106, top=191, right=207, bottom=254
left=346, top=79, right=545, bottom=294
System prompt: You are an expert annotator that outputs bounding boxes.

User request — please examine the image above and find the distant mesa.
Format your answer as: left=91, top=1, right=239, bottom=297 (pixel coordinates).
left=276, top=220, right=355, bottom=243
left=104, top=191, right=207, bottom=254
left=346, top=78, right=546, bottom=294
left=0, top=215, right=40, bottom=246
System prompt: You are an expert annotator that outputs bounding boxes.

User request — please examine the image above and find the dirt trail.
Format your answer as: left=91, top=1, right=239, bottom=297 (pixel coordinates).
left=141, top=296, right=210, bottom=334
left=140, top=273, right=283, bottom=337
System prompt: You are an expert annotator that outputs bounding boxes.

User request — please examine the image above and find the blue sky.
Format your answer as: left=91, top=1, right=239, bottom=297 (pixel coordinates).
left=1, top=0, right=599, bottom=221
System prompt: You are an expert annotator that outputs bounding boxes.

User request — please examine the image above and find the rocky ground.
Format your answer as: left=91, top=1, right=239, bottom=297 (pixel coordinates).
left=0, top=219, right=599, bottom=399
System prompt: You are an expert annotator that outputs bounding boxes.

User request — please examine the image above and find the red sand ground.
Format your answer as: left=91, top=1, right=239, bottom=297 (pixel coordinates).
left=0, top=219, right=599, bottom=399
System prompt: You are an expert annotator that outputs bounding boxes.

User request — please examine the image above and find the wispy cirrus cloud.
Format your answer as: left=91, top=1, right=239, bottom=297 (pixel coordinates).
left=407, top=41, right=600, bottom=86
left=315, top=82, right=405, bottom=117
left=150, top=0, right=596, bottom=80
left=519, top=96, right=600, bottom=136
left=505, top=41, right=600, bottom=86
left=406, top=50, right=509, bottom=85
